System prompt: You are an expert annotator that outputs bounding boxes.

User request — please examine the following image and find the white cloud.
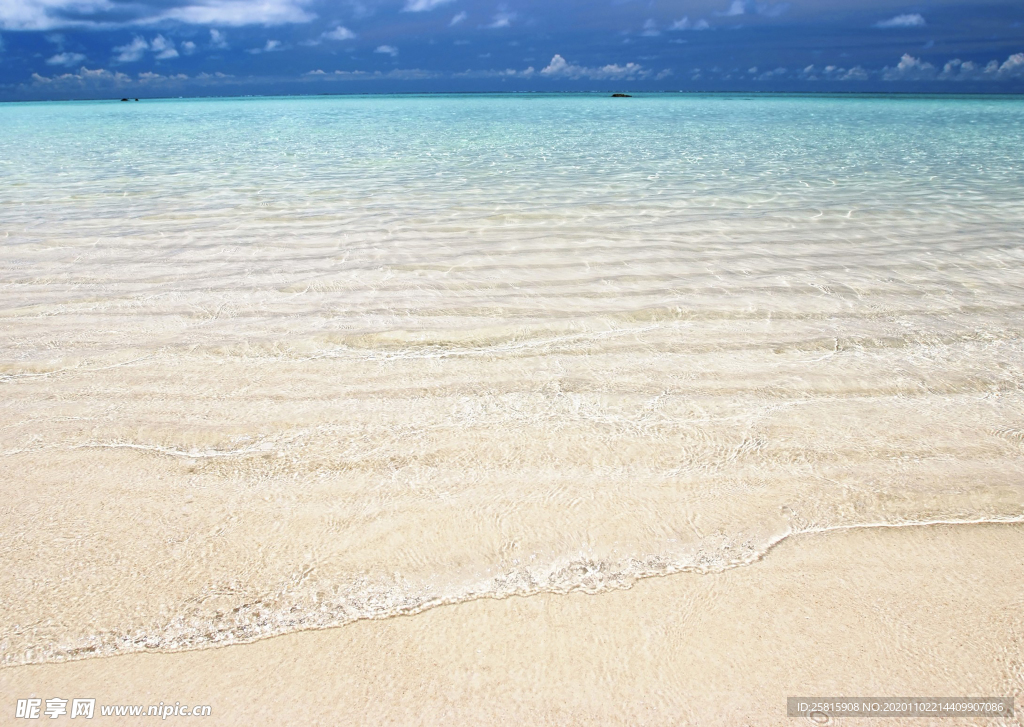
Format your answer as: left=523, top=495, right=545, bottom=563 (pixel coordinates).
left=156, top=0, right=315, bottom=26
left=29, top=66, right=195, bottom=90
left=46, top=51, right=86, bottom=65
left=837, top=66, right=868, bottom=81
left=3, top=0, right=313, bottom=29
left=375, top=44, right=398, bottom=56
left=939, top=52, right=1024, bottom=80
left=150, top=34, right=178, bottom=59
left=113, top=34, right=182, bottom=62
left=641, top=18, right=659, bottom=36
left=454, top=65, right=534, bottom=78
left=718, top=1, right=786, bottom=19
left=137, top=70, right=188, bottom=82
left=1, top=0, right=112, bottom=31
left=800, top=63, right=868, bottom=81
left=31, top=65, right=131, bottom=87
left=403, top=0, right=453, bottom=11
left=485, top=11, right=514, bottom=28
left=181, top=40, right=196, bottom=54
left=875, top=13, right=925, bottom=29
left=450, top=11, right=466, bottom=25
left=758, top=2, right=788, bottom=18
left=322, top=25, right=355, bottom=40
left=882, top=53, right=935, bottom=80
left=248, top=38, right=282, bottom=53
left=113, top=36, right=149, bottom=62
left=669, top=17, right=709, bottom=31
left=324, top=67, right=438, bottom=80
left=723, top=0, right=746, bottom=16
left=209, top=28, right=228, bottom=48
left=998, top=52, right=1024, bottom=77
left=755, top=66, right=787, bottom=80
left=939, top=58, right=991, bottom=80
left=540, top=53, right=649, bottom=80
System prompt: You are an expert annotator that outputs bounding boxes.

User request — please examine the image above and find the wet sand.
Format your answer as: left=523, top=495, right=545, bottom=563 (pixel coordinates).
left=3, top=96, right=1024, bottom=726
left=4, top=522, right=1022, bottom=726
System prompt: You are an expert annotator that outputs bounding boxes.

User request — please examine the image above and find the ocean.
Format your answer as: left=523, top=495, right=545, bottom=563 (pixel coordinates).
left=1, top=94, right=1023, bottom=665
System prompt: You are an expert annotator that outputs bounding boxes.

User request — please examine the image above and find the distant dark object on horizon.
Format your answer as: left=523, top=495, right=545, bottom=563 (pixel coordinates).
left=120, top=98, right=140, bottom=102
left=611, top=93, right=632, bottom=98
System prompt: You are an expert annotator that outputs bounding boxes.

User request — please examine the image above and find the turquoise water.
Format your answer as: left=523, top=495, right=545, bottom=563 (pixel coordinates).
left=2, top=95, right=1024, bottom=664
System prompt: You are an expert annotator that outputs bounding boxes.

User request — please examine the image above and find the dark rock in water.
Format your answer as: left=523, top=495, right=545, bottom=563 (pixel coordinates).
left=611, top=93, right=632, bottom=98
left=120, top=98, right=129, bottom=102
left=134, top=98, right=139, bottom=102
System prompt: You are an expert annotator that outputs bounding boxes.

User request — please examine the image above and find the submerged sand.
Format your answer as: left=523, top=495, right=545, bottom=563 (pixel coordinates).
left=4, top=522, right=1022, bottom=726
left=3, top=96, right=1024, bottom=724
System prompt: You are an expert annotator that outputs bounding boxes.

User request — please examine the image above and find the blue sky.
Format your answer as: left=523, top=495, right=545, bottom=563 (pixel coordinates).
left=1, top=0, right=1023, bottom=99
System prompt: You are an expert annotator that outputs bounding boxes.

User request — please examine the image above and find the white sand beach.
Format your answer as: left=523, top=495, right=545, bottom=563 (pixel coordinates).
left=4, top=523, right=1022, bottom=725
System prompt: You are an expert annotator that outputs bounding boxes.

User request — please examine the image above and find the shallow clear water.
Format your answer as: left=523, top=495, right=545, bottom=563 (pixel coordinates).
left=1, top=94, right=1023, bottom=664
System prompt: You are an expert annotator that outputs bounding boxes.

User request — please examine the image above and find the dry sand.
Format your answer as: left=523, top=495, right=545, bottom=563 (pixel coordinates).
left=4, top=522, right=1022, bottom=726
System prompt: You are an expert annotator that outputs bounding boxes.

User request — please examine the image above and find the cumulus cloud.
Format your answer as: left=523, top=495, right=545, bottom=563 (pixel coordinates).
left=137, top=70, right=187, bottom=81
left=800, top=63, right=868, bottom=81
left=46, top=51, right=86, bottom=65
left=113, top=36, right=149, bottom=62
left=718, top=1, right=787, bottom=18
left=31, top=65, right=132, bottom=86
left=754, top=66, right=787, bottom=80
left=3, top=0, right=315, bottom=29
left=670, top=17, right=709, bottom=31
left=181, top=40, right=196, bottom=54
left=322, top=25, right=355, bottom=40
left=723, top=0, right=746, bottom=16
left=641, top=18, right=659, bottom=36
left=939, top=52, right=1024, bottom=80
left=403, top=0, right=454, bottom=11
left=156, top=0, right=315, bottom=26
left=485, top=11, right=514, bottom=28
left=716, top=0, right=786, bottom=18
left=28, top=66, right=222, bottom=92
left=939, top=58, right=995, bottom=80
left=248, top=39, right=282, bottom=53
left=875, top=13, right=925, bottom=28
left=878, top=51, right=1024, bottom=81
left=1000, top=52, right=1024, bottom=77
left=374, top=44, right=398, bottom=56
left=450, top=11, right=466, bottom=25
left=112, top=34, right=181, bottom=61
left=312, top=68, right=437, bottom=80
left=209, top=28, right=228, bottom=48
left=150, top=34, right=178, bottom=59
left=540, top=53, right=649, bottom=80
left=454, top=65, right=535, bottom=78
left=759, top=3, right=787, bottom=17
left=1, top=0, right=112, bottom=31
left=882, top=53, right=935, bottom=80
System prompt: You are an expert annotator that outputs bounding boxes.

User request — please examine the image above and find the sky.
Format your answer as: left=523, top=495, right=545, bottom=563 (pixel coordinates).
left=1, top=0, right=1023, bottom=99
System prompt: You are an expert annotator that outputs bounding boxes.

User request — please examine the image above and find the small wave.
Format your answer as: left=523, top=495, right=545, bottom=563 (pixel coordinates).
left=6, top=513, right=1022, bottom=668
